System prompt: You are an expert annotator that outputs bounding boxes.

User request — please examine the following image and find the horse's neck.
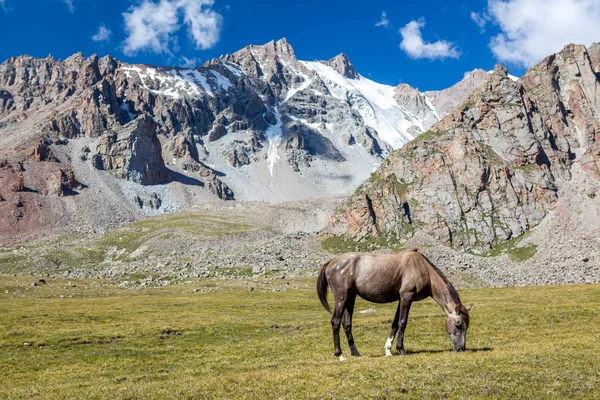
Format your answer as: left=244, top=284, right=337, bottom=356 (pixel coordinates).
left=429, top=269, right=459, bottom=315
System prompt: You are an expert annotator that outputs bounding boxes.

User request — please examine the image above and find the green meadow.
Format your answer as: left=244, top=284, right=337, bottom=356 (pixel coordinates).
left=1, top=276, right=599, bottom=399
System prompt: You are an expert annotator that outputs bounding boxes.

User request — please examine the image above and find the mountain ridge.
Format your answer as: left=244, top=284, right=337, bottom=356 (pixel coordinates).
left=0, top=38, right=488, bottom=243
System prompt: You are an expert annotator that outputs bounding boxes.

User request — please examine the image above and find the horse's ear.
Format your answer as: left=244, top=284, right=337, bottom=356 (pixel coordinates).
left=465, top=303, right=473, bottom=311
left=454, top=304, right=461, bottom=313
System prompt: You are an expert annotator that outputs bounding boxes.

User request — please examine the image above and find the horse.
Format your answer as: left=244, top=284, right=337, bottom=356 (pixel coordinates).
left=316, top=249, right=472, bottom=360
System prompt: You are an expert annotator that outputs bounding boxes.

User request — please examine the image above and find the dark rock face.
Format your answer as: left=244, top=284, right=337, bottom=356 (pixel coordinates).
left=92, top=115, right=169, bottom=185
left=133, top=192, right=162, bottom=210
left=321, top=54, right=359, bottom=79
left=225, top=38, right=308, bottom=104
left=208, top=176, right=234, bottom=200
left=51, top=167, right=82, bottom=196
left=11, top=174, right=24, bottom=192
left=331, top=44, right=600, bottom=253
left=30, top=140, right=57, bottom=162
left=282, top=121, right=345, bottom=172
left=223, top=139, right=261, bottom=168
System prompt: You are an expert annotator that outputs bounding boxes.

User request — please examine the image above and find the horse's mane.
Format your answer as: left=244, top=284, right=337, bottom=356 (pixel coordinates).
left=412, top=248, right=461, bottom=305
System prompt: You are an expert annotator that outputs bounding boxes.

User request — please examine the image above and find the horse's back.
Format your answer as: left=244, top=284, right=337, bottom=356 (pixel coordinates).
left=337, top=250, right=431, bottom=303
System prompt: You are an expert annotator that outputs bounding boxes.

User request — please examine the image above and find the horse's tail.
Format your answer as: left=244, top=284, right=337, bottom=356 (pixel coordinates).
left=317, top=261, right=332, bottom=314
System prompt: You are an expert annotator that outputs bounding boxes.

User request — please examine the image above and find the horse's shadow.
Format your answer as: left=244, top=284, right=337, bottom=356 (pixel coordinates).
left=366, top=347, right=493, bottom=358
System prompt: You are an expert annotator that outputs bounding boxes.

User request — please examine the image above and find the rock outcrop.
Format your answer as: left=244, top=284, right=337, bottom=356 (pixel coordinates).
left=92, top=116, right=169, bottom=185
left=51, top=167, right=82, bottom=196
left=11, top=174, right=24, bottom=192
left=424, top=69, right=489, bottom=122
left=331, top=44, right=600, bottom=253
left=30, top=140, right=57, bottom=162
left=321, top=53, right=359, bottom=79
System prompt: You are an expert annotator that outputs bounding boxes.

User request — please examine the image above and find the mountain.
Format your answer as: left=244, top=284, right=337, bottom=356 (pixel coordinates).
left=0, top=39, right=486, bottom=242
left=330, top=43, right=600, bottom=253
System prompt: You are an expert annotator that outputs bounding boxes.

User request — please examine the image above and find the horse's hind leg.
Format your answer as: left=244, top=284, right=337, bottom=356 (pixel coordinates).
left=385, top=302, right=401, bottom=356
left=396, top=292, right=415, bottom=356
left=331, top=294, right=347, bottom=361
left=342, top=292, right=360, bottom=357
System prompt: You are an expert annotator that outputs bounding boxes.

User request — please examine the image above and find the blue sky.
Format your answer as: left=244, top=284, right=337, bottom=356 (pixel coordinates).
left=1, top=0, right=599, bottom=91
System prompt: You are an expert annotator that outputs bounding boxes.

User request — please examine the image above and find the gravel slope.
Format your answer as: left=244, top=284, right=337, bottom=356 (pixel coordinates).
left=2, top=180, right=599, bottom=290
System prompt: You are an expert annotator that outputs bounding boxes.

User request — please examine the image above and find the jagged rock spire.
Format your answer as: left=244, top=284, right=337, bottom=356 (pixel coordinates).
left=325, top=53, right=359, bottom=79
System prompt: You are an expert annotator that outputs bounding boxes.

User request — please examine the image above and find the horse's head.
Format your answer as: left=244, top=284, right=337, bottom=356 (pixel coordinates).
left=446, top=303, right=472, bottom=351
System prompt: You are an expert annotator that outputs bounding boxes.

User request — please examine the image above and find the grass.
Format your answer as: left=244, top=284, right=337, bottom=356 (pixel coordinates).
left=1, top=276, right=599, bottom=399
left=515, top=163, right=540, bottom=176
left=508, top=244, right=538, bottom=262
left=395, top=182, right=412, bottom=199
left=409, top=129, right=440, bottom=145
left=0, top=254, right=28, bottom=273
left=321, top=235, right=406, bottom=254
left=97, top=212, right=265, bottom=256
left=477, top=231, right=538, bottom=262
left=0, top=212, right=269, bottom=272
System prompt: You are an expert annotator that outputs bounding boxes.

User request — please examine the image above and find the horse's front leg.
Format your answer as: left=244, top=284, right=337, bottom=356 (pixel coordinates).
left=396, top=292, right=415, bottom=356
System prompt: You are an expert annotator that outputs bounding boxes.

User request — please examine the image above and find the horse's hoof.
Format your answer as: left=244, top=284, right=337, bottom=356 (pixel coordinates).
left=351, top=352, right=362, bottom=357
left=385, top=350, right=393, bottom=357
left=338, top=355, right=347, bottom=361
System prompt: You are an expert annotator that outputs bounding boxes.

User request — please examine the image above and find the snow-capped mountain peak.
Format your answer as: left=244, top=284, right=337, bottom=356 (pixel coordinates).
left=301, top=60, right=423, bottom=149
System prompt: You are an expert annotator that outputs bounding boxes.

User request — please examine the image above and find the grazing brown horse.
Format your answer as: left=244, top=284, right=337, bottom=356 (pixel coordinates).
left=317, top=249, right=472, bottom=360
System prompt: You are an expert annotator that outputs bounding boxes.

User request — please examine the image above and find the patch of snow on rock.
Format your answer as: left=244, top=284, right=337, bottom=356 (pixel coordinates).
left=264, top=107, right=283, bottom=176
left=302, top=61, right=417, bottom=148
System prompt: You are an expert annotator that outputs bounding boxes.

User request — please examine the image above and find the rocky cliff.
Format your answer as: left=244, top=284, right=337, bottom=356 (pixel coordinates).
left=330, top=44, right=600, bottom=253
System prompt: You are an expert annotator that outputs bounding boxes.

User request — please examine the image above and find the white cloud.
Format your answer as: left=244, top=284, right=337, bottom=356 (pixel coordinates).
left=375, top=11, right=390, bottom=28
left=92, top=25, right=112, bottom=43
left=122, top=0, right=179, bottom=55
left=486, top=0, right=600, bottom=67
left=63, top=0, right=74, bottom=13
left=470, top=12, right=487, bottom=32
left=399, top=19, right=460, bottom=60
left=181, top=0, right=222, bottom=49
left=180, top=56, right=202, bottom=68
left=122, top=0, right=223, bottom=56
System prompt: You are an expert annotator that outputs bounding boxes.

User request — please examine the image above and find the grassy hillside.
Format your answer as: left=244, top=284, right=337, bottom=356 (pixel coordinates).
left=1, top=277, right=599, bottom=399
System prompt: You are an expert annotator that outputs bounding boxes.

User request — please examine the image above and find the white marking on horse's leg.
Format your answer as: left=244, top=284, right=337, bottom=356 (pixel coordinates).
left=338, top=355, right=346, bottom=361
left=385, top=336, right=394, bottom=357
